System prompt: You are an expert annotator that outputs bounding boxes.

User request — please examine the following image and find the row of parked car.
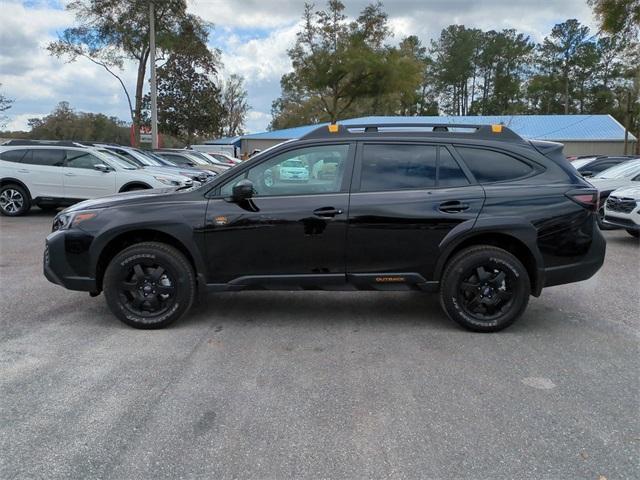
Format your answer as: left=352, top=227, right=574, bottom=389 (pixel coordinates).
left=0, top=140, right=241, bottom=216
left=567, top=154, right=640, bottom=237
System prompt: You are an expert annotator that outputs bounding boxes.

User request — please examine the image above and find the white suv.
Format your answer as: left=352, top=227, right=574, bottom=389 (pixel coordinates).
left=603, top=185, right=640, bottom=238
left=0, top=143, right=193, bottom=216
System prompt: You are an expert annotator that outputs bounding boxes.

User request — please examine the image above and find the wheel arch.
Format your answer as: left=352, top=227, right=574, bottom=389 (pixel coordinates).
left=436, top=230, right=543, bottom=296
left=94, top=228, right=202, bottom=291
left=119, top=182, right=152, bottom=193
left=0, top=177, right=32, bottom=199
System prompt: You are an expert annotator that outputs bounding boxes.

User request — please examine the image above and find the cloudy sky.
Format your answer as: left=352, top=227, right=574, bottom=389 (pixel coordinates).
left=1, top=0, right=596, bottom=134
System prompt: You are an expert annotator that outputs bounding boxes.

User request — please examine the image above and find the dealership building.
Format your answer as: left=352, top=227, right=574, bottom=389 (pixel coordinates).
left=203, top=115, right=637, bottom=157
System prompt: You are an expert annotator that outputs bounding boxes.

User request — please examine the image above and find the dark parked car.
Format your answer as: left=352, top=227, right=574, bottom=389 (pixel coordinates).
left=571, top=155, right=638, bottom=177
left=44, top=123, right=605, bottom=332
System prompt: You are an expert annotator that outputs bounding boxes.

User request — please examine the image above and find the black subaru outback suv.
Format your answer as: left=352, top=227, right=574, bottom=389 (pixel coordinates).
left=44, top=123, right=605, bottom=332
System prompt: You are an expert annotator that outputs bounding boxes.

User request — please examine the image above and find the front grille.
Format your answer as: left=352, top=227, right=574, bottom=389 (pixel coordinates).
left=606, top=196, right=636, bottom=214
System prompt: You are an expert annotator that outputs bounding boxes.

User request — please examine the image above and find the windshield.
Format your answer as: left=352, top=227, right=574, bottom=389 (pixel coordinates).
left=133, top=149, right=164, bottom=166
left=95, top=149, right=138, bottom=170
left=593, top=160, right=640, bottom=179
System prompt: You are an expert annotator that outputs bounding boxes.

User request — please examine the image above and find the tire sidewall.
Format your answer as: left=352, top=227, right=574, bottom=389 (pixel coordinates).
left=441, top=248, right=530, bottom=332
left=103, top=244, right=195, bottom=329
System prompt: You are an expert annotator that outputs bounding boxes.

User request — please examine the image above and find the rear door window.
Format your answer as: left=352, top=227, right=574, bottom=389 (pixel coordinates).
left=0, top=149, right=28, bottom=163
left=360, top=144, right=437, bottom=191
left=456, top=147, right=533, bottom=183
left=438, top=148, right=469, bottom=187
left=28, top=149, right=66, bottom=167
left=65, top=150, right=104, bottom=169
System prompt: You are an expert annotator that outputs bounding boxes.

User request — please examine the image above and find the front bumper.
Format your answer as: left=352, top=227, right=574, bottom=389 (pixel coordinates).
left=43, top=229, right=97, bottom=292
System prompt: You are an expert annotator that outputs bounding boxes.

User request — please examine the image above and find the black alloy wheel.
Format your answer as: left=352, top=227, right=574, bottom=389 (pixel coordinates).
left=458, top=265, right=514, bottom=321
left=103, top=242, right=196, bottom=329
left=440, top=245, right=530, bottom=332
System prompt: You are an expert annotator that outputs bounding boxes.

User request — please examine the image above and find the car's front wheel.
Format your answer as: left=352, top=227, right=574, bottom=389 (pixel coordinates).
left=439, top=246, right=530, bottom=332
left=0, top=184, right=31, bottom=216
left=103, top=242, right=196, bottom=329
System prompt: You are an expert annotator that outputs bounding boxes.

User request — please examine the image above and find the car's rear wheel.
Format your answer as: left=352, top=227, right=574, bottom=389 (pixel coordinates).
left=440, top=246, right=530, bottom=332
left=103, top=242, right=196, bottom=329
left=0, top=184, right=31, bottom=216
left=626, top=229, right=639, bottom=238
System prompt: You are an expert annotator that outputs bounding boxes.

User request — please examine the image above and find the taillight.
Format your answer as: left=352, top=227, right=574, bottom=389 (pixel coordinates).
left=566, top=189, right=599, bottom=212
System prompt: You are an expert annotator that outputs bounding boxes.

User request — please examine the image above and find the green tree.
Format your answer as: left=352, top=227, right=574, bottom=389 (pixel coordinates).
left=537, top=19, right=593, bottom=114
left=588, top=0, right=640, bottom=39
left=270, top=0, right=422, bottom=127
left=47, top=0, right=212, bottom=146
left=221, top=74, right=250, bottom=137
left=142, top=38, right=223, bottom=144
left=26, top=101, right=129, bottom=142
left=0, top=84, right=13, bottom=128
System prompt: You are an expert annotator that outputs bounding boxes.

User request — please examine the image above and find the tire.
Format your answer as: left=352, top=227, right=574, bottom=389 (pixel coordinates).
left=626, top=229, right=640, bottom=238
left=0, top=184, right=31, bottom=216
left=597, top=205, right=616, bottom=230
left=103, top=242, right=196, bottom=329
left=439, top=246, right=530, bottom=333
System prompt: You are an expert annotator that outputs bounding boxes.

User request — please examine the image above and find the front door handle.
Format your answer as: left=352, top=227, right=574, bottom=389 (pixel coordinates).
left=17, top=169, right=30, bottom=173
left=313, top=206, right=344, bottom=218
left=439, top=200, right=469, bottom=213
left=64, top=173, right=76, bottom=177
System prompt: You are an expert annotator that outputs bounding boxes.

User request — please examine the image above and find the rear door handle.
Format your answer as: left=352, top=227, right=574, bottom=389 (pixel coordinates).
left=313, top=206, right=344, bottom=218
left=64, top=173, right=76, bottom=177
left=439, top=200, right=469, bottom=213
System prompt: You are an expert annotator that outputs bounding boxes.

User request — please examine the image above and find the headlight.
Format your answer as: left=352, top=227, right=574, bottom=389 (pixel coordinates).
left=153, top=175, right=183, bottom=186
left=52, top=211, right=98, bottom=231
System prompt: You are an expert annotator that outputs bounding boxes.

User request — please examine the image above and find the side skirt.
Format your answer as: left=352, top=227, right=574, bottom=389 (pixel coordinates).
left=205, top=273, right=440, bottom=293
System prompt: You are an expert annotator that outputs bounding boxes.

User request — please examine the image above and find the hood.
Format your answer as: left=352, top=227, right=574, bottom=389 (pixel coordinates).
left=63, top=187, right=179, bottom=213
left=609, top=185, right=640, bottom=199
left=587, top=177, right=634, bottom=193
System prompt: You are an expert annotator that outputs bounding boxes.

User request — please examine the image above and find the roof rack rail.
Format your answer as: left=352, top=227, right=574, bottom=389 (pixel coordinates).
left=2, top=139, right=88, bottom=147
left=301, top=122, right=523, bottom=142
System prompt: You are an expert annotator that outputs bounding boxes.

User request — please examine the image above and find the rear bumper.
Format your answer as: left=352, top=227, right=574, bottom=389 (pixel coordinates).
left=542, top=222, right=606, bottom=288
left=43, top=230, right=97, bottom=292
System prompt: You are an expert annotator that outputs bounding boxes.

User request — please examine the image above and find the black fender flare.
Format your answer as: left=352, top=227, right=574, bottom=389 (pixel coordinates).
left=434, top=216, right=545, bottom=295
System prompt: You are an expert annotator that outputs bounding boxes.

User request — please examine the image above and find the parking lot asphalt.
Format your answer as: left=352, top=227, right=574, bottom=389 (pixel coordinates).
left=1, top=209, right=639, bottom=480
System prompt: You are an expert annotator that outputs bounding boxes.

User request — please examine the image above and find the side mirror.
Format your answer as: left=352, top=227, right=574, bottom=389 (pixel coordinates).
left=94, top=164, right=111, bottom=173
left=232, top=179, right=254, bottom=200
left=581, top=170, right=593, bottom=177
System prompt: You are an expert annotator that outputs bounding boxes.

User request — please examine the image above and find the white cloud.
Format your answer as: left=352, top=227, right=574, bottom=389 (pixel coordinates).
left=1, top=0, right=598, bottom=134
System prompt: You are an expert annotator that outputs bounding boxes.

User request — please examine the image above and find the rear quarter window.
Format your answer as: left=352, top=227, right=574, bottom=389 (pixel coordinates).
left=456, top=147, right=533, bottom=183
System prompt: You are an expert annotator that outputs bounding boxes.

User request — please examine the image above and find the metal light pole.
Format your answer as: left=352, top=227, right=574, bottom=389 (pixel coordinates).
left=149, top=1, right=158, bottom=149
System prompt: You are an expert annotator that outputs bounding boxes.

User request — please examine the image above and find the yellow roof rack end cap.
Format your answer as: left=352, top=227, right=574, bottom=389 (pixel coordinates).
left=328, top=124, right=339, bottom=133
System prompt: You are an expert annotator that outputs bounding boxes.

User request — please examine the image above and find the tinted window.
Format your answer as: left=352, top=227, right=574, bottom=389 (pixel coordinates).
left=221, top=144, right=350, bottom=197
left=158, top=153, right=193, bottom=166
left=590, top=161, right=619, bottom=174
left=438, top=148, right=469, bottom=187
left=28, top=149, right=65, bottom=167
left=0, top=149, right=28, bottom=163
left=361, top=144, right=436, bottom=191
left=457, top=147, right=533, bottom=182
left=65, top=150, right=103, bottom=169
